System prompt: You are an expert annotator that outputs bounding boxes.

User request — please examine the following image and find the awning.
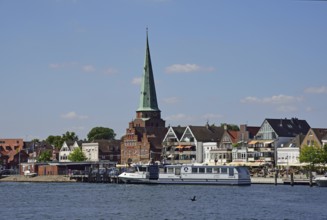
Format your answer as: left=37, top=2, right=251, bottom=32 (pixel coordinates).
left=175, top=145, right=184, bottom=149
left=248, top=141, right=257, bottom=145
left=184, top=146, right=192, bottom=149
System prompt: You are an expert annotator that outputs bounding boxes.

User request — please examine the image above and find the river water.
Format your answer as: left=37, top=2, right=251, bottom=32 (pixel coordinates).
left=0, top=182, right=326, bottom=220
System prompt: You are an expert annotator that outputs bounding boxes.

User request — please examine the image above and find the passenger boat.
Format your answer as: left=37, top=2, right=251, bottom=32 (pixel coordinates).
left=315, top=173, right=327, bottom=187
left=118, top=164, right=251, bottom=185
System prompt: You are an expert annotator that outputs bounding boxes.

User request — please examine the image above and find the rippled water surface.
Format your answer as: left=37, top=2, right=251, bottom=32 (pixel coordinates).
left=0, top=182, right=326, bottom=220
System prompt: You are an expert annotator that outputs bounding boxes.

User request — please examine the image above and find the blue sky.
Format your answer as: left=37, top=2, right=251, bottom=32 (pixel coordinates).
left=1, top=0, right=326, bottom=141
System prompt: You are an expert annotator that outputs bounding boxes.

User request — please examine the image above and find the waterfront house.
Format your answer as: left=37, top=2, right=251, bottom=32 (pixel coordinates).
left=249, top=118, right=310, bottom=166
left=24, top=141, right=55, bottom=162
left=97, top=139, right=121, bottom=163
left=0, top=138, right=25, bottom=170
left=276, top=134, right=305, bottom=166
left=232, top=124, right=260, bottom=164
left=162, top=124, right=225, bottom=164
left=209, top=127, right=237, bottom=164
left=59, top=141, right=80, bottom=162
left=301, top=128, right=327, bottom=148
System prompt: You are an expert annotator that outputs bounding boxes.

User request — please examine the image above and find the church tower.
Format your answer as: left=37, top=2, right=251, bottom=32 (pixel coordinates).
left=134, top=30, right=165, bottom=128
left=120, top=30, right=167, bottom=164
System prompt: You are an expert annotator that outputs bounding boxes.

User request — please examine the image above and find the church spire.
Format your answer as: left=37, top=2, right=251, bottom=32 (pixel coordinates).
left=137, top=29, right=160, bottom=112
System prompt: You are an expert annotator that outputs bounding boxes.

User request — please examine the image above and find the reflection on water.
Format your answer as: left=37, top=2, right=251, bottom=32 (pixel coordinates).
left=0, top=182, right=326, bottom=220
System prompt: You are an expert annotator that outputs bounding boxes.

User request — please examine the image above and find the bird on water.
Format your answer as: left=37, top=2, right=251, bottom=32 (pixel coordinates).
left=190, top=196, right=196, bottom=201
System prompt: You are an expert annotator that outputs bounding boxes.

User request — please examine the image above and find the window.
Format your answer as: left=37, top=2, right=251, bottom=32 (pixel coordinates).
left=206, top=168, right=212, bottom=173
left=199, top=168, right=205, bottom=173
left=192, top=168, right=198, bottom=173
left=213, top=168, right=219, bottom=173
left=221, top=168, right=227, bottom=174
left=229, top=168, right=234, bottom=176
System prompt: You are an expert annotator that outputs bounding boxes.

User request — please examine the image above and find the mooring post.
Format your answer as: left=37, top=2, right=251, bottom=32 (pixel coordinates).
left=290, top=173, right=294, bottom=186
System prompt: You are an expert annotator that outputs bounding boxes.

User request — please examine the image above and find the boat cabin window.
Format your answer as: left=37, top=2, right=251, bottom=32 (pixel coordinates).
left=206, top=168, right=212, bottom=173
left=175, top=168, right=181, bottom=175
left=139, top=167, right=147, bottom=172
left=221, top=168, right=228, bottom=174
left=199, top=168, right=205, bottom=173
left=213, top=168, right=220, bottom=173
left=192, top=168, right=198, bottom=173
left=229, top=168, right=234, bottom=176
left=167, top=168, right=174, bottom=174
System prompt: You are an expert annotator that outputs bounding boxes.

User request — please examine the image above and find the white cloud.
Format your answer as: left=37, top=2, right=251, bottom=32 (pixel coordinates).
left=61, top=111, right=88, bottom=120
left=304, top=86, right=327, bottom=94
left=132, top=77, right=142, bottom=85
left=241, top=94, right=302, bottom=105
left=82, top=65, right=96, bottom=72
left=163, top=97, right=180, bottom=104
left=165, top=64, right=214, bottom=74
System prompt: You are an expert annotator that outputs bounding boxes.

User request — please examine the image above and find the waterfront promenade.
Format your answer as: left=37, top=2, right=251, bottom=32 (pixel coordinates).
left=0, top=175, right=76, bottom=182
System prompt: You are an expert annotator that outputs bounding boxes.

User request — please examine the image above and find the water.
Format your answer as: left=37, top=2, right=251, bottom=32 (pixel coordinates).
left=0, top=182, right=326, bottom=220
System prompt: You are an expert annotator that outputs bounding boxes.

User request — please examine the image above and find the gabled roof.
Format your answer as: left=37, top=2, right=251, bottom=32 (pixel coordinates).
left=311, top=128, right=327, bottom=141
left=246, top=126, right=260, bottom=138
left=188, top=125, right=225, bottom=142
left=266, top=118, right=310, bottom=137
left=283, top=134, right=306, bottom=148
left=172, top=126, right=187, bottom=140
left=227, top=130, right=238, bottom=143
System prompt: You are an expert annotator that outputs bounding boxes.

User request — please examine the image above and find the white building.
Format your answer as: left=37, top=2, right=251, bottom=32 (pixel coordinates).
left=203, top=142, right=218, bottom=164
left=59, top=141, right=80, bottom=162
left=82, top=142, right=99, bottom=162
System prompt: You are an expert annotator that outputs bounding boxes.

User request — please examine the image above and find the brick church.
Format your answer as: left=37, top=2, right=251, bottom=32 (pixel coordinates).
left=120, top=31, right=167, bottom=164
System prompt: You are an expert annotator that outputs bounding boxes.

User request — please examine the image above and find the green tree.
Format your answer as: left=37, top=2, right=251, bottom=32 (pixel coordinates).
left=87, top=127, right=116, bottom=141
left=62, top=131, right=78, bottom=142
left=321, top=144, right=327, bottom=165
left=68, top=147, right=87, bottom=162
left=221, top=123, right=239, bottom=131
left=46, top=135, right=63, bottom=149
left=37, top=150, right=52, bottom=162
left=299, top=144, right=322, bottom=168
left=46, top=131, right=79, bottom=150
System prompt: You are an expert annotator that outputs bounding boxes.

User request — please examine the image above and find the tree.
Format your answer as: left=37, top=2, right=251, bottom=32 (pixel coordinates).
left=37, top=150, right=52, bottom=162
left=46, top=135, right=63, bottom=149
left=87, top=127, right=116, bottom=141
left=221, top=123, right=239, bottom=131
left=46, top=131, right=79, bottom=150
left=62, top=131, right=78, bottom=142
left=299, top=144, right=322, bottom=168
left=68, top=147, right=87, bottom=162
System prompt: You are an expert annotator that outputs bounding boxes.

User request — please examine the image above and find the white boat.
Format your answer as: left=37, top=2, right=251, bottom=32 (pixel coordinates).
left=118, top=164, right=251, bottom=186
left=315, top=174, right=327, bottom=187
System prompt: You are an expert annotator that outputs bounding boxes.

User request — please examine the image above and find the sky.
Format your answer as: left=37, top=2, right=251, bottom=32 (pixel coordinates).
left=1, top=0, right=326, bottom=141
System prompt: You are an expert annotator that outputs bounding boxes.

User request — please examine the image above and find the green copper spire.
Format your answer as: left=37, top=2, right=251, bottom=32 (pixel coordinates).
left=137, top=29, right=160, bottom=112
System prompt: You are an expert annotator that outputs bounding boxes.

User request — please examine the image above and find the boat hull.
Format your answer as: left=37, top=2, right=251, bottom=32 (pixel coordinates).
left=315, top=178, right=327, bottom=187
left=119, top=177, right=251, bottom=186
